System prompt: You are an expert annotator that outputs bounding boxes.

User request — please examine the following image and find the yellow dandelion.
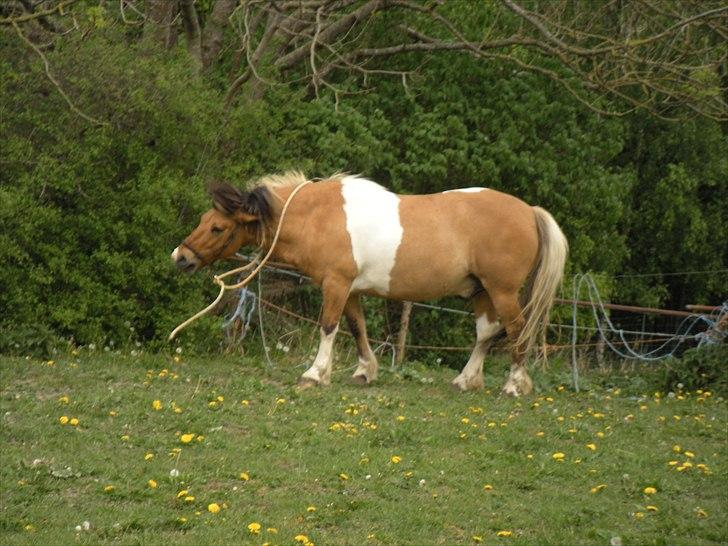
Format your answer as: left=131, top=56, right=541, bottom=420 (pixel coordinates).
left=59, top=416, right=69, bottom=425
left=276, top=398, right=286, bottom=405
left=109, top=410, right=117, bottom=417
left=208, top=503, right=221, bottom=514
left=241, top=400, right=250, bottom=406
left=177, top=489, right=189, bottom=498
left=646, top=505, right=659, bottom=512
left=307, top=506, right=317, bottom=512
left=682, top=461, right=693, bottom=468
left=24, top=524, right=34, bottom=532
left=590, top=484, right=607, bottom=493
left=396, top=415, right=405, bottom=422
left=184, top=495, right=195, bottom=502
left=667, top=460, right=678, bottom=466
left=672, top=444, right=681, bottom=453
left=104, top=485, right=115, bottom=493
left=483, top=484, right=493, bottom=491
left=586, top=443, right=597, bottom=451
left=461, top=417, right=470, bottom=424
left=643, top=486, right=657, bottom=495
left=473, top=536, right=483, bottom=543
left=239, top=471, right=250, bottom=481
left=634, top=512, right=645, bottom=519
left=177, top=517, right=187, bottom=524
left=552, top=452, right=566, bottom=461
left=121, top=434, right=130, bottom=441
left=69, top=417, right=79, bottom=426
left=196, top=435, right=205, bottom=442
left=267, top=527, right=278, bottom=534
left=496, top=530, right=513, bottom=537
left=684, top=451, right=695, bottom=458
left=390, top=455, right=402, bottom=464
left=536, top=431, right=545, bottom=437
left=339, top=473, right=349, bottom=480
left=596, top=431, right=605, bottom=438
left=58, top=395, right=69, bottom=404
left=695, top=508, right=708, bottom=518
left=152, top=400, right=162, bottom=411
left=180, top=433, right=195, bottom=444
left=295, top=535, right=310, bottom=543
left=208, top=401, right=218, bottom=409
left=216, top=395, right=224, bottom=402
left=147, top=479, right=158, bottom=489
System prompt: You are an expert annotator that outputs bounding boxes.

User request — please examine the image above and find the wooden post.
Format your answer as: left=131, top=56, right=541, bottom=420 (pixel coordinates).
left=395, top=301, right=413, bottom=365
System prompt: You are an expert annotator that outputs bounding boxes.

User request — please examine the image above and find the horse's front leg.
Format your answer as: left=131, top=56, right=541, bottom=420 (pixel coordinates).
left=299, top=276, right=351, bottom=387
left=344, top=294, right=378, bottom=385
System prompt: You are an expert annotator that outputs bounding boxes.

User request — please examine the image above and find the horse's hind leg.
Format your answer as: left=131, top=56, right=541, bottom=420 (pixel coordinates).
left=489, top=289, right=533, bottom=396
left=344, top=294, right=378, bottom=385
left=452, top=291, right=502, bottom=392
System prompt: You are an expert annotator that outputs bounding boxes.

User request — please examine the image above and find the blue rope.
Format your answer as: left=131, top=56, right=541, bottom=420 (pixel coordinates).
left=223, top=286, right=257, bottom=339
left=570, top=273, right=726, bottom=391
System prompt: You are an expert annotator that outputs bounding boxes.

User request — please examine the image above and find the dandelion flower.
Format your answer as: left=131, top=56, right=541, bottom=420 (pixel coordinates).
left=104, top=485, right=115, bottom=493
left=390, top=455, right=402, bottom=464
left=684, top=451, right=695, bottom=458
left=294, top=535, right=310, bottom=543
left=339, top=473, right=349, bottom=481
left=69, top=418, right=79, bottom=426
left=646, top=505, right=659, bottom=512
left=208, top=503, right=221, bottom=514
left=247, top=521, right=260, bottom=533
left=483, top=484, right=493, bottom=491
left=147, top=479, right=158, bottom=489
left=396, top=415, right=405, bottom=422
left=695, top=508, right=708, bottom=518
left=177, top=490, right=189, bottom=498
left=307, top=506, right=317, bottom=512
left=672, top=445, right=681, bottom=453
left=59, top=416, right=69, bottom=425
left=496, top=530, right=513, bottom=537
left=590, top=484, right=607, bottom=493
left=239, top=471, right=250, bottom=481
left=58, top=395, right=69, bottom=404
left=180, top=433, right=195, bottom=444
left=152, top=400, right=162, bottom=411
left=552, top=452, right=566, bottom=461
left=634, top=512, right=645, bottom=519
left=473, top=536, right=483, bottom=543
left=643, top=486, right=657, bottom=495
left=121, top=435, right=130, bottom=441
left=144, top=453, right=154, bottom=461
left=586, top=443, right=597, bottom=451
left=184, top=496, right=195, bottom=502
left=267, top=527, right=278, bottom=533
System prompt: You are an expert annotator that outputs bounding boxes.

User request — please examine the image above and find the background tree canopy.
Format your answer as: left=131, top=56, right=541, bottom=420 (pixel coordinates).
left=1, top=0, right=726, bottom=354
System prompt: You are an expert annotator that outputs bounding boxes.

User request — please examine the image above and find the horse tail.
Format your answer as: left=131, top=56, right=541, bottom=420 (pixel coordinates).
left=516, top=206, right=569, bottom=356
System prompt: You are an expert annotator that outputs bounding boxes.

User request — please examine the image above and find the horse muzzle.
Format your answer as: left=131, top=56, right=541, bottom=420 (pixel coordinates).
left=171, top=247, right=200, bottom=273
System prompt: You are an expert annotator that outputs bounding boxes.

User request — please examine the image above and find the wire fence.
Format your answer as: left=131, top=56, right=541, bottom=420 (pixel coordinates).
left=217, top=256, right=726, bottom=389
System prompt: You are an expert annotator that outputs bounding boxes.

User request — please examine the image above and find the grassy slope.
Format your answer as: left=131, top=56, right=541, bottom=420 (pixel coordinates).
left=1, top=351, right=726, bottom=545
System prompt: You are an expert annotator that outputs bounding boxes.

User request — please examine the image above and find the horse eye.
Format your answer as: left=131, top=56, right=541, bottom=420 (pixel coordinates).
left=211, top=226, right=224, bottom=234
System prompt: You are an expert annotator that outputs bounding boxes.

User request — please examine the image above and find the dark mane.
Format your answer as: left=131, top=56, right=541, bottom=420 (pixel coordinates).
left=208, top=181, right=274, bottom=227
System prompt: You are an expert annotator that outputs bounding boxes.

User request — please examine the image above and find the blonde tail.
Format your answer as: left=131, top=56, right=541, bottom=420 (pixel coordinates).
left=517, top=207, right=569, bottom=356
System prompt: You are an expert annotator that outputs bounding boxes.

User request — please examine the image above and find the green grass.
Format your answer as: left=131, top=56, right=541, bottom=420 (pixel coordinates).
left=1, top=350, right=726, bottom=545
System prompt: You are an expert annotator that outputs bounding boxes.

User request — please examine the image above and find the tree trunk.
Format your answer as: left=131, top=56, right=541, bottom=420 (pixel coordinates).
left=145, top=0, right=178, bottom=49
left=201, top=0, right=237, bottom=71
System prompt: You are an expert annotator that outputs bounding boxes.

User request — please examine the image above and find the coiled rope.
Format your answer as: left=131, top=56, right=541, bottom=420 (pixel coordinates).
left=168, top=181, right=312, bottom=341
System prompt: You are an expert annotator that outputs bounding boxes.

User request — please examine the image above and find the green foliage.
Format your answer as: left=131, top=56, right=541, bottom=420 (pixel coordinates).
left=663, top=344, right=728, bottom=395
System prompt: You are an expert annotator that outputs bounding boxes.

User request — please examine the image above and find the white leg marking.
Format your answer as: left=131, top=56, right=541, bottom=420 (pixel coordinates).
left=353, top=354, right=378, bottom=383
left=502, top=365, right=534, bottom=397
left=341, top=176, right=403, bottom=295
left=452, top=316, right=502, bottom=391
left=301, top=326, right=339, bottom=385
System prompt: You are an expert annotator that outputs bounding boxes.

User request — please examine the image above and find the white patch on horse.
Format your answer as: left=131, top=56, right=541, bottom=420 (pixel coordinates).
left=341, top=176, right=403, bottom=295
left=171, top=248, right=179, bottom=261
left=443, top=187, right=488, bottom=194
left=452, top=315, right=502, bottom=391
left=301, top=325, right=339, bottom=385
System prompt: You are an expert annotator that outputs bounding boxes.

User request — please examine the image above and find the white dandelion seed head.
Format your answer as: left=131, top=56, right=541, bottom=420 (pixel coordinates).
left=175, top=347, right=182, bottom=354
left=170, top=468, right=180, bottom=477
left=419, top=479, right=426, bottom=486
left=82, top=521, right=91, bottom=531
left=677, top=383, right=684, bottom=389
left=276, top=342, right=283, bottom=350
left=89, top=343, right=96, bottom=351
left=610, top=537, right=622, bottom=546
left=283, top=346, right=290, bottom=353
left=75, top=525, right=82, bottom=532
left=365, top=474, right=371, bottom=480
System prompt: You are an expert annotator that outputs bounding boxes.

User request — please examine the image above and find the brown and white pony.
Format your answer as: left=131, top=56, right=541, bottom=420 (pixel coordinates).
left=171, top=172, right=568, bottom=396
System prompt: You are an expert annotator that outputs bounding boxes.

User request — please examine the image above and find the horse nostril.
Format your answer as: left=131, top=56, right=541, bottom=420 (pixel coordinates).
left=175, top=255, right=188, bottom=268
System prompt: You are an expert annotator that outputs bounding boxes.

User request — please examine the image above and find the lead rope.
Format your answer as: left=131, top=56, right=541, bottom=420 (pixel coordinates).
left=169, top=181, right=312, bottom=341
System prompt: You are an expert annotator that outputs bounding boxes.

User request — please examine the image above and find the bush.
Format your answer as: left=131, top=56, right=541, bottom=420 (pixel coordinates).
left=663, top=343, right=728, bottom=395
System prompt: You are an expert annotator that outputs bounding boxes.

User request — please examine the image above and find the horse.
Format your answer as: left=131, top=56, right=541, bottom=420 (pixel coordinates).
left=171, top=171, right=568, bottom=396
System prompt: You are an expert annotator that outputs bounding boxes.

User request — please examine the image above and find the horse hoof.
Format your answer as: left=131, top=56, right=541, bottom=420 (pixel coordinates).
left=452, top=376, right=483, bottom=392
left=351, top=374, right=370, bottom=386
left=297, top=377, right=320, bottom=389
left=501, top=385, right=521, bottom=397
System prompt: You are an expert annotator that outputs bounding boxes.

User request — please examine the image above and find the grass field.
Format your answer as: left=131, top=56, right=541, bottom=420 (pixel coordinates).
left=1, top=349, right=726, bottom=545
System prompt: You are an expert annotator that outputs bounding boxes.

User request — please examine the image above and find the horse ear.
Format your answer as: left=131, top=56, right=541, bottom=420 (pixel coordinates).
left=209, top=182, right=256, bottom=223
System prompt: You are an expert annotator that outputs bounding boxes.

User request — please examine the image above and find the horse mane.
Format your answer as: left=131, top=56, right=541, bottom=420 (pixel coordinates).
left=252, top=170, right=309, bottom=191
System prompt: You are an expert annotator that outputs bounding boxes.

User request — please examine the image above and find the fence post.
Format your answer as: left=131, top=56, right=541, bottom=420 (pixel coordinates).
left=396, top=301, right=413, bottom=365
